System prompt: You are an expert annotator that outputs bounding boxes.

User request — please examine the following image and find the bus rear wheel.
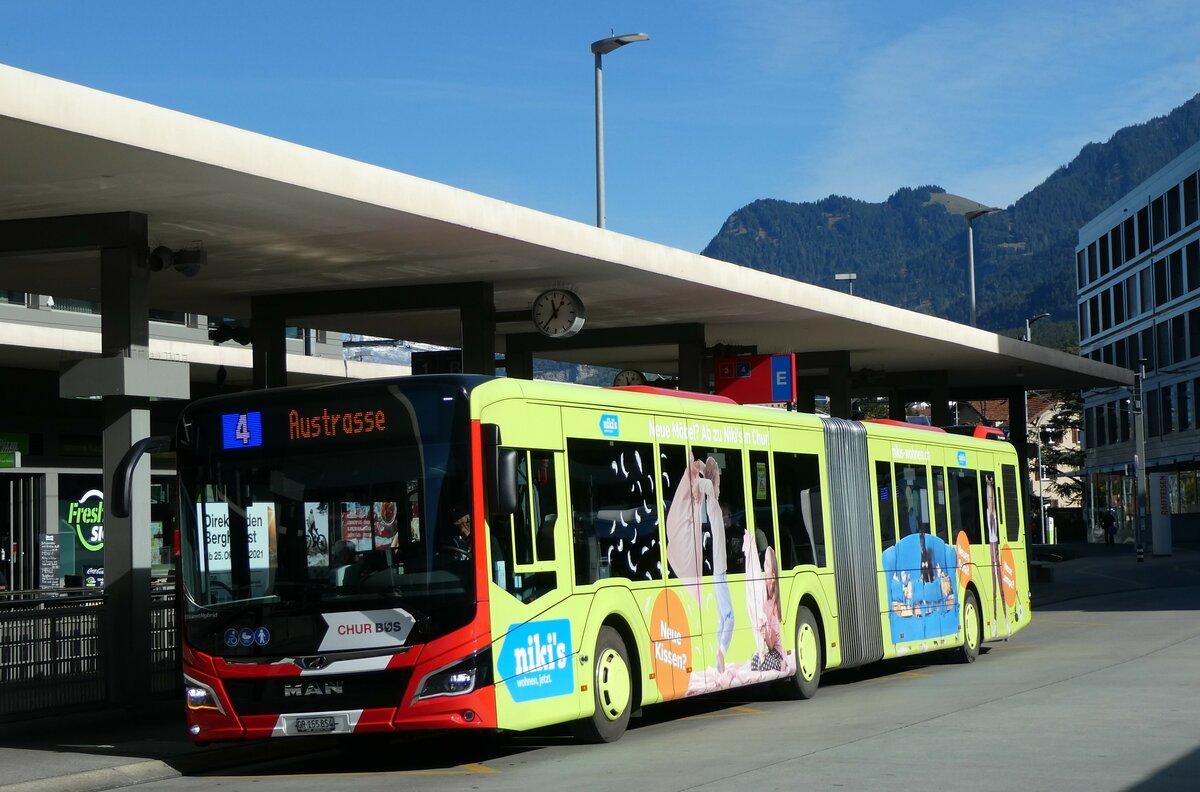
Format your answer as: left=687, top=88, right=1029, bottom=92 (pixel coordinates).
left=955, top=588, right=981, bottom=664
left=571, top=626, right=632, bottom=743
left=774, top=605, right=821, bottom=700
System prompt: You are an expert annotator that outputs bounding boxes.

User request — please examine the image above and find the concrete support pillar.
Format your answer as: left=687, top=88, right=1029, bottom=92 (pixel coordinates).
left=503, top=337, right=534, bottom=380
left=99, top=238, right=152, bottom=707
left=827, top=357, right=852, bottom=419
left=460, top=283, right=496, bottom=375
left=795, top=382, right=817, bottom=414
left=251, top=297, right=287, bottom=389
left=930, top=377, right=951, bottom=427
left=1007, top=388, right=1032, bottom=523
left=888, top=389, right=907, bottom=421
left=678, top=331, right=705, bottom=393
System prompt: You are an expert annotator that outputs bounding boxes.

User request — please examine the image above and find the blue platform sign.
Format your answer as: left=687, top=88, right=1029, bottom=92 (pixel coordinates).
left=770, top=355, right=795, bottom=402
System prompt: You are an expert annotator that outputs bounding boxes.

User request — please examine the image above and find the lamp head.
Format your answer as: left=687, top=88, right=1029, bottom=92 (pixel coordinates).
left=592, top=33, right=650, bottom=55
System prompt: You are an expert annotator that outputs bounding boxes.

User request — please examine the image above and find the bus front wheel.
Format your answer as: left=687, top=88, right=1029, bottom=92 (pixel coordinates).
left=955, top=588, right=981, bottom=664
left=774, top=605, right=821, bottom=700
left=571, top=626, right=632, bottom=743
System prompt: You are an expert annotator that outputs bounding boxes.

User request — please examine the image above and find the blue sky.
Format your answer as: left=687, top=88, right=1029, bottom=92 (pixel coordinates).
left=4, top=1, right=1200, bottom=252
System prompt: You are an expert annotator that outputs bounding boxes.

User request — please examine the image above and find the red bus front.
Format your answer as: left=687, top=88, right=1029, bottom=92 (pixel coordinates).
left=175, top=376, right=497, bottom=741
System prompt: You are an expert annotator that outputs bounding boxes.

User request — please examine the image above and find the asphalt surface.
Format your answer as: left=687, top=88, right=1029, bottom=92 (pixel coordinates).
left=0, top=541, right=1194, bottom=792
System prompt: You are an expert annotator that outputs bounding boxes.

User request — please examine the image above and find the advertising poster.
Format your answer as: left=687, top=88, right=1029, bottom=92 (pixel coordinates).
left=305, top=503, right=330, bottom=568
left=339, top=502, right=398, bottom=551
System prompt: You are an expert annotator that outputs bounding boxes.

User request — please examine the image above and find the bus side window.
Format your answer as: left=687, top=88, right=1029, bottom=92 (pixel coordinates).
left=932, top=467, right=950, bottom=543
left=875, top=461, right=897, bottom=550
left=489, top=449, right=558, bottom=603
left=896, top=464, right=931, bottom=537
left=568, top=438, right=660, bottom=585
left=661, top=443, right=690, bottom=581
left=531, top=451, right=557, bottom=562
left=947, top=468, right=982, bottom=544
left=1001, top=464, right=1023, bottom=542
left=745, top=450, right=774, bottom=575
left=691, top=447, right=746, bottom=578
left=773, top=451, right=824, bottom=568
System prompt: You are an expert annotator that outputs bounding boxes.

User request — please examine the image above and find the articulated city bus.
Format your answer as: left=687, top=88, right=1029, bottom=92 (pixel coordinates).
left=150, top=374, right=1028, bottom=743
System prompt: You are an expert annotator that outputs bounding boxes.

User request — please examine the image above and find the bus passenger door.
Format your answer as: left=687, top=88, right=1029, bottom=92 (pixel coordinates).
left=487, top=447, right=579, bottom=731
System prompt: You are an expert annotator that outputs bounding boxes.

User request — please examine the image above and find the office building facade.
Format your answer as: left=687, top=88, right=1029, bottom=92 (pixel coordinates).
left=1078, top=138, right=1200, bottom=543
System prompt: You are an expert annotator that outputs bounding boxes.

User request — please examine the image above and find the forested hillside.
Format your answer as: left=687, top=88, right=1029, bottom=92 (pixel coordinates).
left=702, top=93, right=1200, bottom=334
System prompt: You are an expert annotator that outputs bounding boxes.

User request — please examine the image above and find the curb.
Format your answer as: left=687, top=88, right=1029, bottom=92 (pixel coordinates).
left=0, top=760, right=180, bottom=792
left=0, top=734, right=335, bottom=792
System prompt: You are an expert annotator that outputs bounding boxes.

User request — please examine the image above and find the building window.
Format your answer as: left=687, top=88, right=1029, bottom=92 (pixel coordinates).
left=1111, top=225, right=1124, bottom=268
left=1147, top=389, right=1160, bottom=437
left=1172, top=249, right=1185, bottom=300
left=1179, top=382, right=1192, bottom=432
left=1186, top=173, right=1199, bottom=228
left=1174, top=315, right=1187, bottom=363
left=1141, top=327, right=1156, bottom=370
left=1138, top=206, right=1150, bottom=254
left=1077, top=249, right=1086, bottom=288
left=1168, top=185, right=1182, bottom=237
left=1153, top=195, right=1166, bottom=245
left=1124, top=216, right=1138, bottom=261
left=1089, top=241, right=1099, bottom=282
left=1113, top=281, right=1126, bottom=326
left=1099, top=234, right=1110, bottom=276
left=1162, top=387, right=1175, bottom=435
left=1155, top=258, right=1169, bottom=307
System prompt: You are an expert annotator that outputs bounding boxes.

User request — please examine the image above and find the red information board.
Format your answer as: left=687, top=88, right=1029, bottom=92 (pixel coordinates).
left=714, top=354, right=796, bottom=404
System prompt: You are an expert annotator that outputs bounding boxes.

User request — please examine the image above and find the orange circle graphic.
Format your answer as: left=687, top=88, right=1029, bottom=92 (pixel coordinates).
left=650, top=589, right=693, bottom=700
left=955, top=531, right=973, bottom=589
left=1000, top=545, right=1017, bottom=608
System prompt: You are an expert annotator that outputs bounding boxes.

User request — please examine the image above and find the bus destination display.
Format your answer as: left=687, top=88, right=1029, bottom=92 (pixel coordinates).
left=221, top=411, right=264, bottom=449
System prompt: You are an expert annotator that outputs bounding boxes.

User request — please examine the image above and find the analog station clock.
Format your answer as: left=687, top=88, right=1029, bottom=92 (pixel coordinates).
left=613, top=369, right=647, bottom=386
left=532, top=289, right=586, bottom=339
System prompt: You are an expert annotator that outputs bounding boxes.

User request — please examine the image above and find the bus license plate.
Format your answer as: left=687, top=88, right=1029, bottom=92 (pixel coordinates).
left=294, top=716, right=337, bottom=734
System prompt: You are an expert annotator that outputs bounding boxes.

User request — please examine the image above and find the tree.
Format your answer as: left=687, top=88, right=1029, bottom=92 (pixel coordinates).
left=1037, top=391, right=1084, bottom=505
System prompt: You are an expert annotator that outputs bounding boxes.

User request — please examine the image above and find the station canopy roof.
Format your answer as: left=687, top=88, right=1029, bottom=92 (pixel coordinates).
left=0, top=64, right=1132, bottom=392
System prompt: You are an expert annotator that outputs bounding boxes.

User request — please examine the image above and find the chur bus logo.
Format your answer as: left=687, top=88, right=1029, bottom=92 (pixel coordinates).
left=599, top=414, right=620, bottom=437
left=283, top=680, right=344, bottom=697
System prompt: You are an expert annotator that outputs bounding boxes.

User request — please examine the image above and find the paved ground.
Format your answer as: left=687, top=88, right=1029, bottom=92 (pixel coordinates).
left=0, top=541, right=1194, bottom=792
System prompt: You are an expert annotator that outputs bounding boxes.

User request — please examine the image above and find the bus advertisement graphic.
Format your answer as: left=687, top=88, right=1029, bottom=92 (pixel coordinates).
left=498, top=619, right=573, bottom=702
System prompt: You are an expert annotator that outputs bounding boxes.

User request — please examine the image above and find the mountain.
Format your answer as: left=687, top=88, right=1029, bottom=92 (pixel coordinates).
left=702, top=94, right=1200, bottom=334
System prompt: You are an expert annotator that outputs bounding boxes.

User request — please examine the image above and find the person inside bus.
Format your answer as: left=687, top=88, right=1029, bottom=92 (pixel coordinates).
left=446, top=503, right=473, bottom=559
left=329, top=540, right=360, bottom=586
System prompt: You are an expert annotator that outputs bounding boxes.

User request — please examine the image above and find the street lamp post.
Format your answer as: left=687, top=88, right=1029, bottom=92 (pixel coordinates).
left=592, top=32, right=649, bottom=229
left=1025, top=312, right=1051, bottom=342
left=834, top=272, right=857, bottom=296
left=965, top=206, right=1002, bottom=327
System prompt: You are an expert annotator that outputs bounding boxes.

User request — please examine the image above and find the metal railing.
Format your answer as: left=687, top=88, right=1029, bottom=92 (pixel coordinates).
left=0, top=584, right=180, bottom=720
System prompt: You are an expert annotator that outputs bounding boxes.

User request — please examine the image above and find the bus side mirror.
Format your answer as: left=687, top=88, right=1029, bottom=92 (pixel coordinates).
left=111, top=435, right=172, bottom=518
left=482, top=423, right=519, bottom=515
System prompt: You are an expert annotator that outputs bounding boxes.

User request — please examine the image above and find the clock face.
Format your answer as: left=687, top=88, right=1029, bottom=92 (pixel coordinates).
left=532, top=289, right=586, bottom=339
left=613, top=369, right=647, bottom=387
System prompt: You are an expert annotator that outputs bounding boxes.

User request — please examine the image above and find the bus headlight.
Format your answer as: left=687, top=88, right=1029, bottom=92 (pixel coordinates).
left=184, top=674, right=225, bottom=714
left=415, top=648, right=492, bottom=701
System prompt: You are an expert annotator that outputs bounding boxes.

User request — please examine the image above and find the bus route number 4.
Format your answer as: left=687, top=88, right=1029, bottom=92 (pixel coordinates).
left=234, top=414, right=252, bottom=445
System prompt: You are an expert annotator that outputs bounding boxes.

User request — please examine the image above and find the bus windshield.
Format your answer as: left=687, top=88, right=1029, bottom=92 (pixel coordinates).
left=176, top=380, right=477, bottom=657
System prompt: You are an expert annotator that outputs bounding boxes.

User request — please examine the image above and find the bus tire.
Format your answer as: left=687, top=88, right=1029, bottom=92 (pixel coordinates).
left=955, top=588, right=981, bottom=664
left=571, top=626, right=632, bottom=743
left=774, top=605, right=821, bottom=700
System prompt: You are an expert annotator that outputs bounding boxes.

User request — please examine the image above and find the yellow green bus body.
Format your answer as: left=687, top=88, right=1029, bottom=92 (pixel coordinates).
left=470, top=378, right=1030, bottom=734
